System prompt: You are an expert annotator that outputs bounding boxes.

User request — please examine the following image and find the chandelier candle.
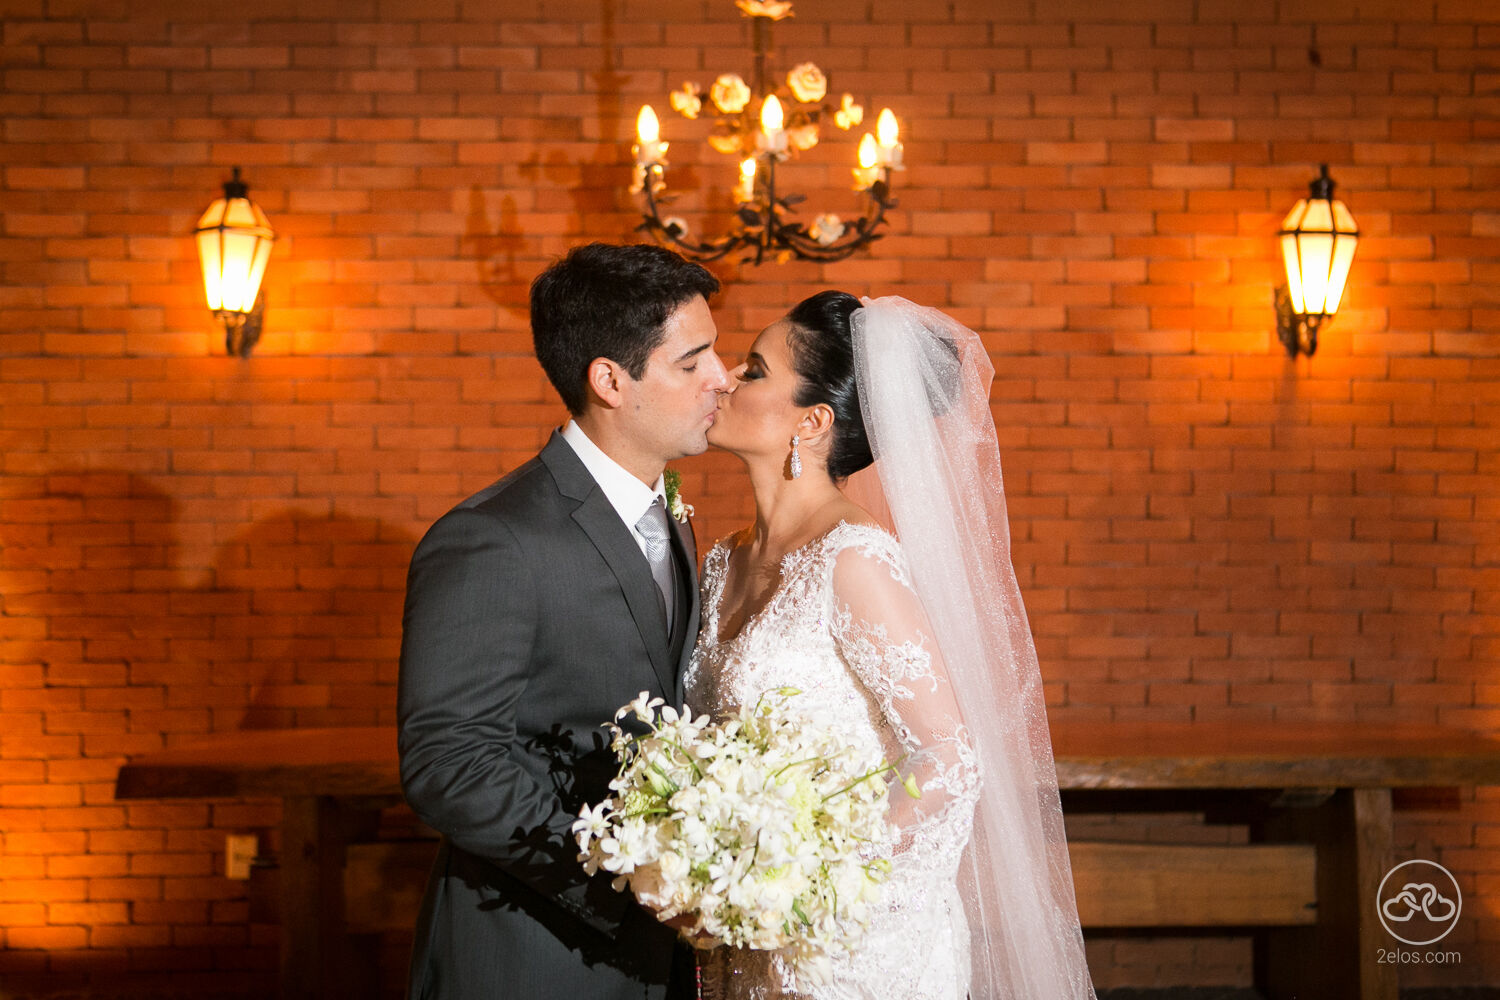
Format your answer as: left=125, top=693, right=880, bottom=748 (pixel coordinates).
left=874, top=108, right=903, bottom=170
left=735, top=158, right=757, bottom=205
left=852, top=134, right=880, bottom=191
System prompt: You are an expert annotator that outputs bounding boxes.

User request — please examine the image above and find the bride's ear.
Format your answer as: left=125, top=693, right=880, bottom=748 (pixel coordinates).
left=797, top=404, right=837, bottom=450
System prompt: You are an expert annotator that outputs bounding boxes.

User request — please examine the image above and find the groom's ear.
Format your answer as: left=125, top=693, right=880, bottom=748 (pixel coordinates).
left=586, top=357, right=626, bottom=409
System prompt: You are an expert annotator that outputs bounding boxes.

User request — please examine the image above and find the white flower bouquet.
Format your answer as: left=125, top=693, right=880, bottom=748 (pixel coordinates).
left=574, top=688, right=908, bottom=981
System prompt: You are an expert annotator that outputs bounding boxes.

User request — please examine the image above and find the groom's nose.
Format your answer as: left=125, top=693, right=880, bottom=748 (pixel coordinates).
left=703, top=351, right=729, bottom=391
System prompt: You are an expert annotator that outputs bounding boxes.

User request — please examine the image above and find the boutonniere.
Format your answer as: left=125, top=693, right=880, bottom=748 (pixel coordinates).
left=663, top=469, right=694, bottom=523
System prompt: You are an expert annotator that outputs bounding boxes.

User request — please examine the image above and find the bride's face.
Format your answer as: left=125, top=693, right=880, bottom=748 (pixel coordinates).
left=707, top=318, right=803, bottom=461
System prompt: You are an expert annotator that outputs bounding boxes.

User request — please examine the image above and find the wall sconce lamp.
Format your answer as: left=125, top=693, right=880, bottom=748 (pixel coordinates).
left=1275, top=164, right=1358, bottom=358
left=195, top=167, right=275, bottom=357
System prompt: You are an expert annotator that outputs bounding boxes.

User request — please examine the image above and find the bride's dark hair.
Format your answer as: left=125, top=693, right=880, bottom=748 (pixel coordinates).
left=785, top=290, right=874, bottom=481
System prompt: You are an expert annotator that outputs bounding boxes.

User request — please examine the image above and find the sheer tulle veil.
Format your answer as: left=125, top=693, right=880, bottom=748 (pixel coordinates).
left=844, top=296, right=1096, bottom=999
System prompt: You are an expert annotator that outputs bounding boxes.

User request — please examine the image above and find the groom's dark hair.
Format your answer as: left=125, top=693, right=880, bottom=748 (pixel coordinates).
left=531, top=242, right=720, bottom=414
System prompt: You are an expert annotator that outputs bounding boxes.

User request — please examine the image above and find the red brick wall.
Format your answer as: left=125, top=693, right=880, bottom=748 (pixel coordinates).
left=1, top=0, right=1497, bottom=989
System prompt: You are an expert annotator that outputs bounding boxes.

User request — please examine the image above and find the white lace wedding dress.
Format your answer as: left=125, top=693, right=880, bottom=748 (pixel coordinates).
left=683, top=521, right=982, bottom=1000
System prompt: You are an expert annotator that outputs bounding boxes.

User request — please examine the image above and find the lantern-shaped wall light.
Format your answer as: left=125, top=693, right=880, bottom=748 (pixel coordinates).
left=195, top=167, right=275, bottom=357
left=1275, top=164, right=1358, bottom=358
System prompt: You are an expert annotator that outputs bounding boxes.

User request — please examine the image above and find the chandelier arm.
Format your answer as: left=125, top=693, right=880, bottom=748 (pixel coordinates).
left=766, top=179, right=895, bottom=261
left=639, top=168, right=755, bottom=262
left=772, top=227, right=882, bottom=262
left=640, top=213, right=753, bottom=262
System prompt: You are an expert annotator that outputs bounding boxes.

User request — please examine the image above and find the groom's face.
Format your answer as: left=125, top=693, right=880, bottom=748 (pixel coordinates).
left=619, top=295, right=729, bottom=462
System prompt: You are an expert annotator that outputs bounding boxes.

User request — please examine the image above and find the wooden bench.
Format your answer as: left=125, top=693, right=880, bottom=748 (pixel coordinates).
left=114, top=722, right=1500, bottom=1000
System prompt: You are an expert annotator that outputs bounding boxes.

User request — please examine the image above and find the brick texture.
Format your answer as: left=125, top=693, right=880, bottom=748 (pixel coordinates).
left=1, top=0, right=1498, bottom=989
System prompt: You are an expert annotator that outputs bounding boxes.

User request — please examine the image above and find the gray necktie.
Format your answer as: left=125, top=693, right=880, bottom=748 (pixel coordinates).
left=635, top=496, right=675, bottom=634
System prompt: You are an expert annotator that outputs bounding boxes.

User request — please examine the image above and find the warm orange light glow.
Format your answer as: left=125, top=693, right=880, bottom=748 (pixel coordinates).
left=735, top=158, right=757, bottom=203
left=876, top=108, right=899, bottom=147
left=195, top=183, right=274, bottom=317
left=637, top=105, right=660, bottom=144
left=1279, top=195, right=1358, bottom=316
left=760, top=94, right=784, bottom=134
left=858, top=133, right=877, bottom=169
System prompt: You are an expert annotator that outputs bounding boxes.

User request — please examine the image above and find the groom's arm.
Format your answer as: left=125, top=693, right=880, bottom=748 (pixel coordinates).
left=397, top=506, right=632, bottom=936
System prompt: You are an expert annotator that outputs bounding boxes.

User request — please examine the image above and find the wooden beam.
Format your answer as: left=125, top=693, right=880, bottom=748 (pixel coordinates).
left=338, top=839, right=1319, bottom=934
left=115, top=723, right=1500, bottom=801
left=1068, top=841, right=1317, bottom=928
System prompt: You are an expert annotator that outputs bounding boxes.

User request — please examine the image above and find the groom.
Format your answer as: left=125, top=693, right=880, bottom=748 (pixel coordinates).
left=397, top=242, right=728, bottom=999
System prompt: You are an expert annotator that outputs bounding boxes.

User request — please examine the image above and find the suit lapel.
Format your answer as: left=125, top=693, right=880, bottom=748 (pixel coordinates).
left=668, top=510, right=700, bottom=706
left=541, top=433, right=677, bottom=697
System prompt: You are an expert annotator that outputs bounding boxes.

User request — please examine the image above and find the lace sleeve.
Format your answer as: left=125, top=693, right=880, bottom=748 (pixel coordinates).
left=827, top=531, right=981, bottom=853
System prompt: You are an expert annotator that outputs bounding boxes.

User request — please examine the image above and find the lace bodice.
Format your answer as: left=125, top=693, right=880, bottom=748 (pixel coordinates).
left=683, top=522, right=981, bottom=1000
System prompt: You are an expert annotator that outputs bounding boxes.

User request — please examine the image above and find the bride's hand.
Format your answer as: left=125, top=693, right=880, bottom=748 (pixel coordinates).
left=661, top=910, right=721, bottom=950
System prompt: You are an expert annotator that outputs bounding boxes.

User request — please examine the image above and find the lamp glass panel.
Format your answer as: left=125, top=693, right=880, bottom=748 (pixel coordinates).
left=1296, top=232, right=1335, bottom=314
left=1280, top=232, right=1306, bottom=312
left=246, top=235, right=273, bottom=308
left=196, top=229, right=224, bottom=310
left=1279, top=198, right=1309, bottom=312
left=217, top=228, right=267, bottom=313
left=196, top=198, right=229, bottom=310
left=1300, top=198, right=1333, bottom=233
left=1332, top=199, right=1357, bottom=233
left=1280, top=199, right=1307, bottom=231
left=1324, top=233, right=1358, bottom=313
left=195, top=195, right=274, bottom=316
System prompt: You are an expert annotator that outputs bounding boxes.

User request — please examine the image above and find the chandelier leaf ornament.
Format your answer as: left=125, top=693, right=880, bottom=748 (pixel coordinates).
left=630, top=0, right=903, bottom=264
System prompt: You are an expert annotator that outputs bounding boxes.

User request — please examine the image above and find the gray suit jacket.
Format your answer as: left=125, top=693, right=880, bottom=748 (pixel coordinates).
left=398, top=431, right=700, bottom=1000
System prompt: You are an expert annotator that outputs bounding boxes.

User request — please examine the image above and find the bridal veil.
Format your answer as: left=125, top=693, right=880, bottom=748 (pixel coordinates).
left=846, top=296, right=1097, bottom=999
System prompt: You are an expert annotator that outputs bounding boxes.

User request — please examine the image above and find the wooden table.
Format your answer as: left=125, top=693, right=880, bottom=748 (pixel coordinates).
left=114, top=722, right=1500, bottom=1000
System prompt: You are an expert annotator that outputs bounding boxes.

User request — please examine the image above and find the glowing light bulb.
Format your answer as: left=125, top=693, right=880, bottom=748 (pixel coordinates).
left=735, top=157, right=757, bottom=204
left=874, top=109, right=903, bottom=169
left=637, top=105, right=660, bottom=144
left=760, top=94, right=784, bottom=134
left=852, top=134, right=881, bottom=190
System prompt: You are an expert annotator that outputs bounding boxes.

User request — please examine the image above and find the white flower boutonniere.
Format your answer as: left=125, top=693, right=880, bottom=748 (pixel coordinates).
left=663, top=469, right=693, bottom=523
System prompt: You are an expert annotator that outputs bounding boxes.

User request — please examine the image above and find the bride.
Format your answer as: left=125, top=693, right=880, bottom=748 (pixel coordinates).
left=681, top=292, right=1097, bottom=999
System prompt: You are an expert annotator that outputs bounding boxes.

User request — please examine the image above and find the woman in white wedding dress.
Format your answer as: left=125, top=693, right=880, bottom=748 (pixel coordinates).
left=681, top=292, right=1097, bottom=1000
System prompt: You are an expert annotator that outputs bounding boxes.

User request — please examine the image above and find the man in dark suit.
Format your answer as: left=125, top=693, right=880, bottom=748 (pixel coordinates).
left=397, top=243, right=729, bottom=999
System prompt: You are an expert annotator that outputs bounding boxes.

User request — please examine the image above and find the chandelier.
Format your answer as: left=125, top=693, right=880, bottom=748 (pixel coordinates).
left=630, top=0, right=903, bottom=264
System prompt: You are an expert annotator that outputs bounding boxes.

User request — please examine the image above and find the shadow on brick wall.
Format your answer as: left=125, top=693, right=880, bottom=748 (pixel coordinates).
left=0, top=469, right=417, bottom=979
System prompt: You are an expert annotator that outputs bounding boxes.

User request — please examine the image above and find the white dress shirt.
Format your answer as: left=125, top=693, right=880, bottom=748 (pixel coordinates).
left=560, top=419, right=667, bottom=560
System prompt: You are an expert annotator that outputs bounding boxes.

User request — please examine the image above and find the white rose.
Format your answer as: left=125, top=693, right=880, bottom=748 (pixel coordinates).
left=809, top=214, right=844, bottom=246
left=658, top=849, right=690, bottom=884
left=786, top=62, right=826, bottom=103
left=710, top=73, right=751, bottom=114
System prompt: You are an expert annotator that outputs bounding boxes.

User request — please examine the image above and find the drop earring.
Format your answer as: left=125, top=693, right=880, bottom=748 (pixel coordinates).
left=788, top=435, right=802, bottom=479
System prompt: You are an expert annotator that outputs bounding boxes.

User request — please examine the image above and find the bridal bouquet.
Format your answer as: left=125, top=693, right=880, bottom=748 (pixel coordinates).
left=574, top=688, right=906, bottom=981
